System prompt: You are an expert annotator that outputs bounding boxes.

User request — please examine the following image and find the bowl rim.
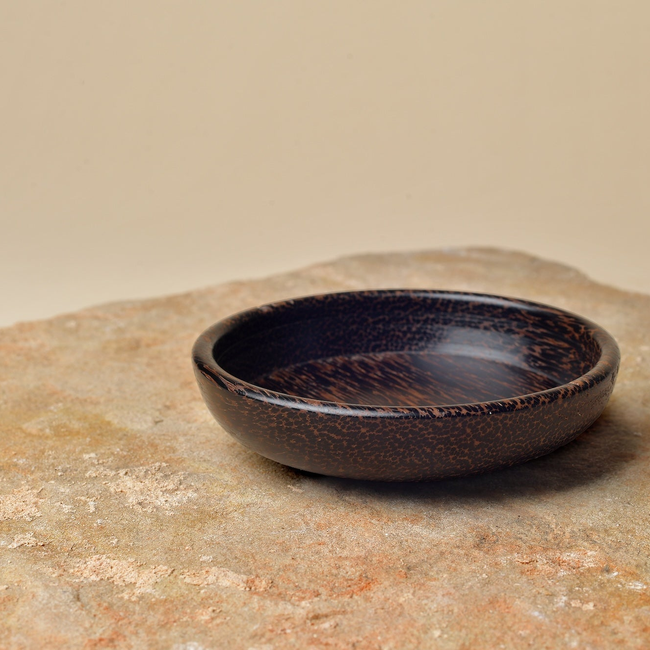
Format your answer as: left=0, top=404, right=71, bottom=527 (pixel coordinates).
left=192, top=289, right=620, bottom=418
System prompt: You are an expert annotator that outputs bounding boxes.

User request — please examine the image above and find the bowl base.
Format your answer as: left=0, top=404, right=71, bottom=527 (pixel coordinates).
left=254, top=350, right=558, bottom=408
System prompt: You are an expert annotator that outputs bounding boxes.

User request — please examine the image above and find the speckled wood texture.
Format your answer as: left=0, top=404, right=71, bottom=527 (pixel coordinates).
left=194, top=291, right=619, bottom=480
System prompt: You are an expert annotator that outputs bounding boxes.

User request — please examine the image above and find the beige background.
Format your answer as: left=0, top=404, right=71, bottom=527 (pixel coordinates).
left=1, top=1, right=648, bottom=327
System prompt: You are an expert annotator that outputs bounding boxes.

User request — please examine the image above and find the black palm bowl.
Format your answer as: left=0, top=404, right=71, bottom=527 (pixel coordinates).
left=192, top=290, right=620, bottom=481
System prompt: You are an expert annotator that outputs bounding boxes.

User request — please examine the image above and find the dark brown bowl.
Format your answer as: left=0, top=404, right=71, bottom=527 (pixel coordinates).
left=192, top=290, right=620, bottom=481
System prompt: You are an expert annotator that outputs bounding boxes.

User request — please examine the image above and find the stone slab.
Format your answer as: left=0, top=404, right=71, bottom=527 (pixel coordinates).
left=1, top=249, right=649, bottom=649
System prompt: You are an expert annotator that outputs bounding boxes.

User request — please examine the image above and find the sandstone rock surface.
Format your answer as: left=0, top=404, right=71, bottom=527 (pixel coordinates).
left=1, top=249, right=649, bottom=649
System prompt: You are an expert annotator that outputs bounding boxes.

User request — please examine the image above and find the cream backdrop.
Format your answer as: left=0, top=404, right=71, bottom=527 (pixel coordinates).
left=1, top=1, right=648, bottom=326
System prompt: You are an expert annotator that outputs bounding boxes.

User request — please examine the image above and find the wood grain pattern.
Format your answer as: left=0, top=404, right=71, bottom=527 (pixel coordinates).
left=193, top=290, right=619, bottom=480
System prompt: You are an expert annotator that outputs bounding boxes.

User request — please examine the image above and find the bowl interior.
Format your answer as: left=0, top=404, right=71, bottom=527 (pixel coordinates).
left=214, top=292, right=602, bottom=408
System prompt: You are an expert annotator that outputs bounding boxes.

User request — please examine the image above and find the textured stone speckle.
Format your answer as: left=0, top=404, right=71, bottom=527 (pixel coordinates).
left=0, top=248, right=649, bottom=648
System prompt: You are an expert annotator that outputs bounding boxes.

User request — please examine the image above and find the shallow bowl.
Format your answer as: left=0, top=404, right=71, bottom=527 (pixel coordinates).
left=192, top=290, right=620, bottom=481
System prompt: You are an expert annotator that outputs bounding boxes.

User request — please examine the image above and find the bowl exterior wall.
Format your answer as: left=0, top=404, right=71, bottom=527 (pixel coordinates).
left=193, top=363, right=618, bottom=481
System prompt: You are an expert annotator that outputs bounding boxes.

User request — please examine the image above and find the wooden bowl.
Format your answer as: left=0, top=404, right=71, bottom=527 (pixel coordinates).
left=192, top=290, right=620, bottom=481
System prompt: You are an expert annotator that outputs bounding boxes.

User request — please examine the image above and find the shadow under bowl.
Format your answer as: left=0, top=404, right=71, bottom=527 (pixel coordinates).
left=192, top=290, right=620, bottom=481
